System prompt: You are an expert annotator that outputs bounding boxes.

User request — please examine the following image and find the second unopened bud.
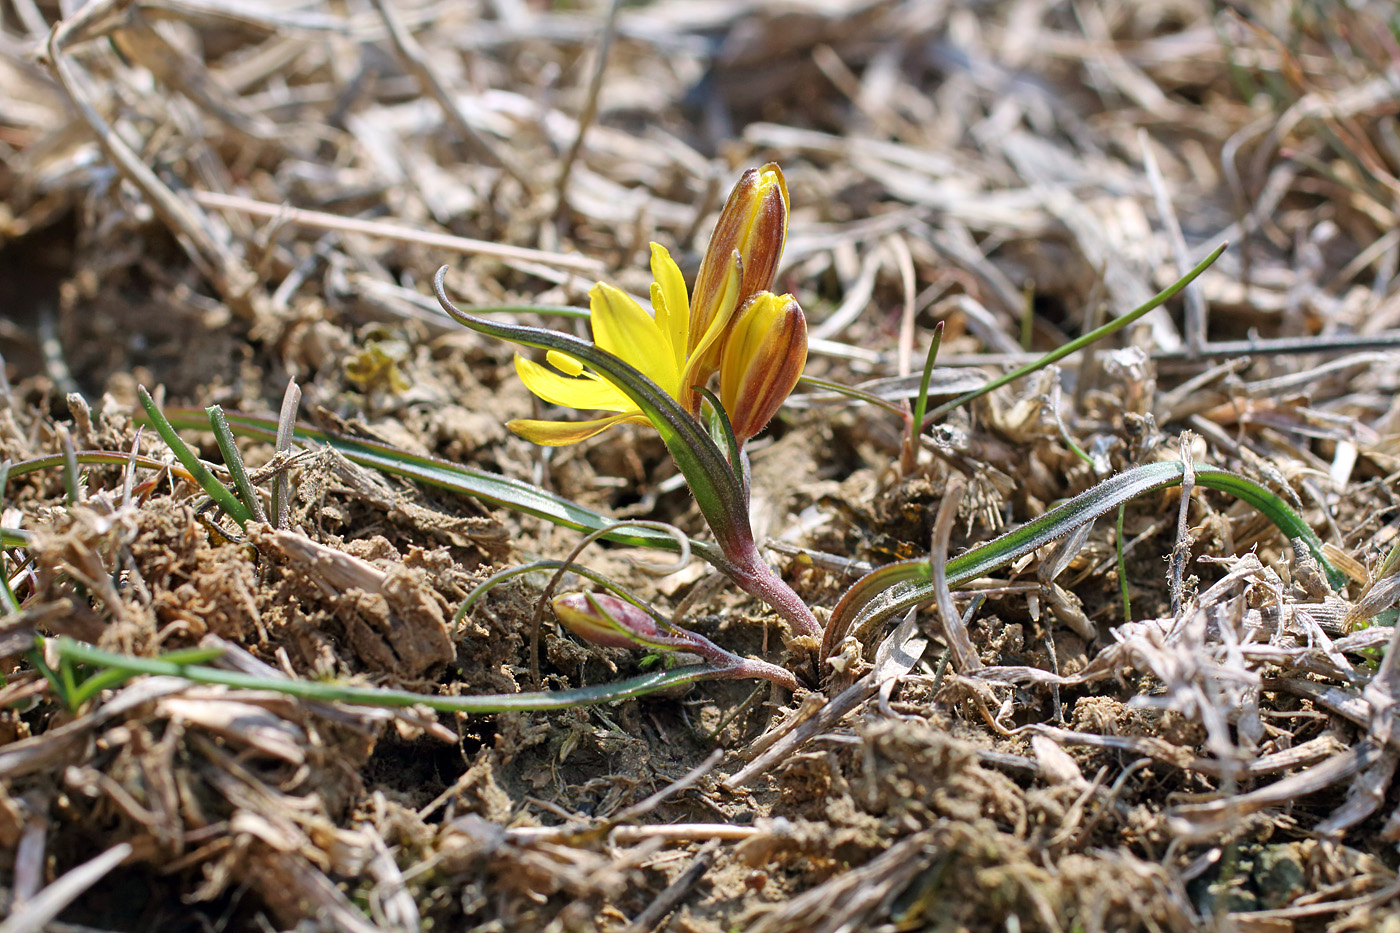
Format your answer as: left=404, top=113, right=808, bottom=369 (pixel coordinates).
left=718, top=292, right=808, bottom=443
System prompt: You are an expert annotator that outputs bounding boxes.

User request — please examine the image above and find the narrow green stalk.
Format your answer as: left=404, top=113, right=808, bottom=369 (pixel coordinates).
left=794, top=375, right=907, bottom=416
left=208, top=406, right=267, bottom=523
left=902, top=322, right=946, bottom=473
left=455, top=559, right=650, bottom=625
left=697, top=386, right=744, bottom=481
left=909, top=322, right=946, bottom=445
left=67, top=645, right=226, bottom=708
left=922, top=243, right=1227, bottom=428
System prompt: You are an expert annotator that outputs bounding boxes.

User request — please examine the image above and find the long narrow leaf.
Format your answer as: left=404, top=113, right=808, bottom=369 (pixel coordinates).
left=154, top=408, right=719, bottom=562
left=208, top=406, right=268, bottom=523
left=46, top=636, right=739, bottom=713
left=823, top=460, right=1344, bottom=656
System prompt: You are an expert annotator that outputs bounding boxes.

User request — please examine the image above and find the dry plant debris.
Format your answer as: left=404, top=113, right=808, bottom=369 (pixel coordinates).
left=4, top=0, right=1400, bottom=930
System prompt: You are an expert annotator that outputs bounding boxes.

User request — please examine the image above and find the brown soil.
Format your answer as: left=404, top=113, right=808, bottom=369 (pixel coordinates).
left=4, top=1, right=1400, bottom=931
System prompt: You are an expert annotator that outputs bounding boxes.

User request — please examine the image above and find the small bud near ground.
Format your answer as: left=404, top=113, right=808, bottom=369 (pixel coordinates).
left=552, top=592, right=697, bottom=652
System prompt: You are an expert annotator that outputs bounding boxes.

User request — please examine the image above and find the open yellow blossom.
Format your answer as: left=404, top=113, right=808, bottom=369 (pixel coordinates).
left=508, top=244, right=739, bottom=446
left=509, top=163, right=787, bottom=447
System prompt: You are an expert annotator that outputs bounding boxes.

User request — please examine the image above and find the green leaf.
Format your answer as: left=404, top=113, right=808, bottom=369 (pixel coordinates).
left=909, top=320, right=946, bottom=446
left=922, top=243, right=1228, bottom=428
left=792, top=374, right=909, bottom=416
left=153, top=408, right=719, bottom=563
left=44, top=636, right=739, bottom=713
left=454, top=558, right=654, bottom=625
left=208, top=406, right=268, bottom=523
left=696, top=386, right=743, bottom=478
left=821, top=460, right=1344, bottom=657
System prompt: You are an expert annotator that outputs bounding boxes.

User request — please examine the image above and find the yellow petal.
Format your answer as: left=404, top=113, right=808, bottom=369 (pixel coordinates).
left=507, top=412, right=647, bottom=446
left=649, top=242, right=689, bottom=372
left=589, top=283, right=681, bottom=398
left=514, top=354, right=633, bottom=412
left=546, top=350, right=584, bottom=376
left=682, top=249, right=741, bottom=392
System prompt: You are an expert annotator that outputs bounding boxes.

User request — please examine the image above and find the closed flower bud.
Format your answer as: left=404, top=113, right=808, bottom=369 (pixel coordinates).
left=718, top=292, right=808, bottom=443
left=552, top=592, right=696, bottom=652
left=687, top=164, right=789, bottom=385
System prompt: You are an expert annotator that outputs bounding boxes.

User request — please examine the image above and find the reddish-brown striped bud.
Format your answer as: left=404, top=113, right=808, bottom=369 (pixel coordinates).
left=686, top=164, right=789, bottom=387
left=718, top=292, right=808, bottom=444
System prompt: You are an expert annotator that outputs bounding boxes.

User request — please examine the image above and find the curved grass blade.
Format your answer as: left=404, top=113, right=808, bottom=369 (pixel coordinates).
left=67, top=644, right=226, bottom=708
left=434, top=267, right=751, bottom=553
left=154, top=408, right=719, bottom=562
left=823, top=460, right=1344, bottom=658
left=138, top=387, right=253, bottom=528
left=45, top=636, right=739, bottom=713
left=922, top=243, right=1227, bottom=428
left=792, top=374, right=908, bottom=416
left=455, top=558, right=652, bottom=624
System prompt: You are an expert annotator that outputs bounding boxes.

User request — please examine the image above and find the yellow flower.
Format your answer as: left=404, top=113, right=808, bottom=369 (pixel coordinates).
left=508, top=163, right=788, bottom=447
left=718, top=292, right=808, bottom=443
left=508, top=244, right=739, bottom=446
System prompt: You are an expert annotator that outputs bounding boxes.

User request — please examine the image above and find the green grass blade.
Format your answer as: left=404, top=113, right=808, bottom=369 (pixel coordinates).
left=138, top=387, right=253, bottom=528
left=154, top=408, right=720, bottom=563
left=57, top=425, right=80, bottom=505
left=0, top=462, right=18, bottom=615
left=454, top=558, right=653, bottom=624
left=46, top=636, right=736, bottom=713
left=793, top=375, right=908, bottom=416
left=824, top=460, right=1342, bottom=653
left=67, top=645, right=226, bottom=707
left=208, top=406, right=268, bottom=523
left=922, top=243, right=1227, bottom=428
left=909, top=321, right=946, bottom=445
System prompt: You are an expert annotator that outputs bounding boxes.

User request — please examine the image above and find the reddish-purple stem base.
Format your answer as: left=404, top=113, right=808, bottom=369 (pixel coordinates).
left=718, top=532, right=821, bottom=639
